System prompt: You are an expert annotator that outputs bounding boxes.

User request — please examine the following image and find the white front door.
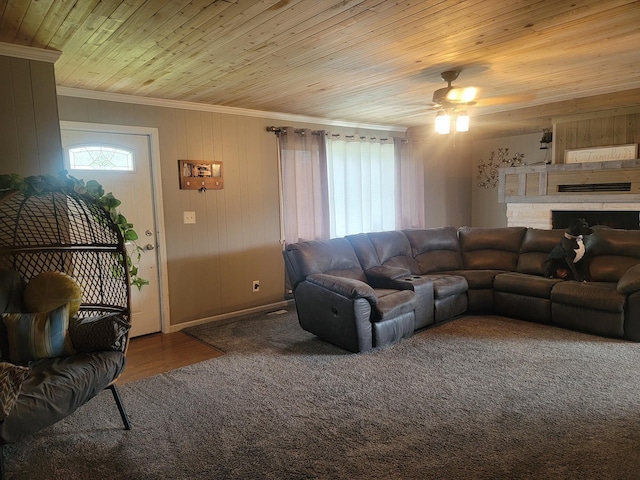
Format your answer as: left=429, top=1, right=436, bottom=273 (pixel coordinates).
left=60, top=127, right=163, bottom=337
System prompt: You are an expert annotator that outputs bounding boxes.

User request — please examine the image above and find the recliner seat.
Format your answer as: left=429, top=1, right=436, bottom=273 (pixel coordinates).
left=285, top=237, right=416, bottom=352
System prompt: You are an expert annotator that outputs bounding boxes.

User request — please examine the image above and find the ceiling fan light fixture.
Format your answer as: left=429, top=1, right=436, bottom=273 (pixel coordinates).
left=456, top=111, right=470, bottom=132
left=435, top=110, right=451, bottom=134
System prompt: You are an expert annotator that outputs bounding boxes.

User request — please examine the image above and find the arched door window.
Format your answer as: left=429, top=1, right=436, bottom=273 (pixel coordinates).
left=66, top=145, right=135, bottom=172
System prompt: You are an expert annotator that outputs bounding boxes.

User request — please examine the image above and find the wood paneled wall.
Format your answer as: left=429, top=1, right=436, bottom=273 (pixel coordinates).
left=0, top=55, right=62, bottom=175
left=57, top=96, right=402, bottom=328
left=554, top=109, right=640, bottom=163
left=57, top=96, right=284, bottom=326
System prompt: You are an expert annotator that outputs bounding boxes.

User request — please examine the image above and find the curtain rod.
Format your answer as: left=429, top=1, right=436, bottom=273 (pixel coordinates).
left=267, top=126, right=404, bottom=142
left=266, top=126, right=323, bottom=136
left=332, top=134, right=389, bottom=141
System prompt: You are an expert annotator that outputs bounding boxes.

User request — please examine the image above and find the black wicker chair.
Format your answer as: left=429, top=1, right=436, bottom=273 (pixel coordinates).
left=0, top=189, right=133, bottom=477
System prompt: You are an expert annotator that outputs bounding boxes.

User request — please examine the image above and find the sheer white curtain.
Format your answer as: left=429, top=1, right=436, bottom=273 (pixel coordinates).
left=326, top=135, right=397, bottom=238
left=278, top=127, right=329, bottom=244
left=395, top=137, right=425, bottom=229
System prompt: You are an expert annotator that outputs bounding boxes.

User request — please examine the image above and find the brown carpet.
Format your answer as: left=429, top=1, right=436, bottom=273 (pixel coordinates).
left=6, top=310, right=640, bottom=479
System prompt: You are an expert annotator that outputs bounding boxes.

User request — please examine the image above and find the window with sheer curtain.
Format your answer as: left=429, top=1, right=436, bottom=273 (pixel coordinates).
left=276, top=128, right=424, bottom=245
left=326, top=136, right=396, bottom=238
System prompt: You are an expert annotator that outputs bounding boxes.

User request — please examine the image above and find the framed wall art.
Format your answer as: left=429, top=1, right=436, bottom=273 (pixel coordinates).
left=178, top=160, right=223, bottom=191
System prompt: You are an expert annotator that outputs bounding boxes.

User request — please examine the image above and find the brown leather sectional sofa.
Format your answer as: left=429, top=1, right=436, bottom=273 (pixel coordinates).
left=284, top=226, right=640, bottom=353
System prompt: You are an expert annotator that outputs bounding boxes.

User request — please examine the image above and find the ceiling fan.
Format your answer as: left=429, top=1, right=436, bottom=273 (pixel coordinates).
left=431, top=70, right=478, bottom=109
left=426, top=69, right=535, bottom=112
left=428, top=70, right=478, bottom=133
left=423, top=69, right=535, bottom=133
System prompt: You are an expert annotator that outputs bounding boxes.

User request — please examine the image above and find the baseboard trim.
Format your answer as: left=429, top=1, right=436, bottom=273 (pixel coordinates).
left=169, top=300, right=294, bottom=332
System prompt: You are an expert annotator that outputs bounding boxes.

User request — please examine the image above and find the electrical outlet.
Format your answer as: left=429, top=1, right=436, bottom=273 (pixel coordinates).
left=252, top=280, right=260, bottom=292
left=183, top=211, right=196, bottom=224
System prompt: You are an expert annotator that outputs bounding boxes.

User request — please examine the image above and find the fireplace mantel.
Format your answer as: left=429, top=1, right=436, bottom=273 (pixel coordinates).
left=498, top=159, right=640, bottom=204
left=501, top=159, right=640, bottom=229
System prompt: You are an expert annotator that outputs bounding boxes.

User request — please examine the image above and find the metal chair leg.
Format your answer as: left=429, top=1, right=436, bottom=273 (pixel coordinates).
left=108, top=384, right=132, bottom=430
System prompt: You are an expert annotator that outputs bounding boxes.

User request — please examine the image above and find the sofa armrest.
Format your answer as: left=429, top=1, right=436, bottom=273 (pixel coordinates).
left=307, top=273, right=378, bottom=305
left=617, top=264, right=640, bottom=295
left=365, top=265, right=413, bottom=289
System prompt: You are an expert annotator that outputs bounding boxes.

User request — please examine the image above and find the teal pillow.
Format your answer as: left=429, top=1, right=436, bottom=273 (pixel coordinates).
left=2, top=304, right=76, bottom=364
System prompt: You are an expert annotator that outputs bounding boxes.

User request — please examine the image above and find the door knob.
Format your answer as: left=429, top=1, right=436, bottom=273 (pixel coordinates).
left=145, top=243, right=155, bottom=251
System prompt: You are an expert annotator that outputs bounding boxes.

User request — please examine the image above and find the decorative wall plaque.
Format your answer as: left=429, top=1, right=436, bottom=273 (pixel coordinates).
left=565, top=144, right=638, bottom=164
left=179, top=160, right=223, bottom=191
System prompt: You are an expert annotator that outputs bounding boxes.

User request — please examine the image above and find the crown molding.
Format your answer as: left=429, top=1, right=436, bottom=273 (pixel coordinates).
left=0, top=42, right=61, bottom=63
left=56, top=86, right=407, bottom=133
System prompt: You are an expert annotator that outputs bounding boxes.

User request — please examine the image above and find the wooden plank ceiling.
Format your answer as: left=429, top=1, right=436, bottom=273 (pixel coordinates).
left=1, top=0, right=640, bottom=135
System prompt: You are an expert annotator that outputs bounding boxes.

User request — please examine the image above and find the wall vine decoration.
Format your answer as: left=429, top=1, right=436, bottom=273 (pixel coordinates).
left=477, top=148, right=525, bottom=188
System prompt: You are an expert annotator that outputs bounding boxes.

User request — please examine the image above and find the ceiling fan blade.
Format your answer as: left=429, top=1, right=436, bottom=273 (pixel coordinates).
left=446, top=86, right=478, bottom=103
left=474, top=93, right=536, bottom=106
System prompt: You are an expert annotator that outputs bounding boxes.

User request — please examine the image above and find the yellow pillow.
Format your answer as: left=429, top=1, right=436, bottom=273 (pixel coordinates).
left=23, top=272, right=83, bottom=318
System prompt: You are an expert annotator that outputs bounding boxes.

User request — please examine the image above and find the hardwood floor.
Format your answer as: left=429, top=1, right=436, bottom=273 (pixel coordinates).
left=116, top=331, right=224, bottom=384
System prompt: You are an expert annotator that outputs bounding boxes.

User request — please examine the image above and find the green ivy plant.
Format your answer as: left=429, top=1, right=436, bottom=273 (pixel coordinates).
left=0, top=172, right=149, bottom=290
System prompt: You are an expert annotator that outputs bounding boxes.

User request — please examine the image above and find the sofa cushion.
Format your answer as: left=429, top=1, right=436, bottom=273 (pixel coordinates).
left=0, top=351, right=126, bottom=444
left=366, top=265, right=412, bottom=281
left=551, top=281, right=625, bottom=313
left=517, top=228, right=565, bottom=275
left=589, top=256, right=640, bottom=283
left=346, top=233, right=380, bottom=270
left=585, top=228, right=640, bottom=257
left=366, top=231, right=418, bottom=273
left=2, top=304, right=76, bottom=364
left=373, top=289, right=415, bottom=322
left=421, top=275, right=468, bottom=299
left=285, top=238, right=366, bottom=290
left=585, top=229, right=640, bottom=282
left=0, top=361, right=30, bottom=420
left=452, top=269, right=502, bottom=289
left=494, top=272, right=564, bottom=299
left=617, top=264, right=640, bottom=295
left=458, top=227, right=526, bottom=271
left=403, top=227, right=463, bottom=273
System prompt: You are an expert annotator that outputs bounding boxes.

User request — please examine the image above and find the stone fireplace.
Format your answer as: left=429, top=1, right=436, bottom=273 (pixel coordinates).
left=506, top=202, right=640, bottom=229
left=500, top=159, right=640, bottom=229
